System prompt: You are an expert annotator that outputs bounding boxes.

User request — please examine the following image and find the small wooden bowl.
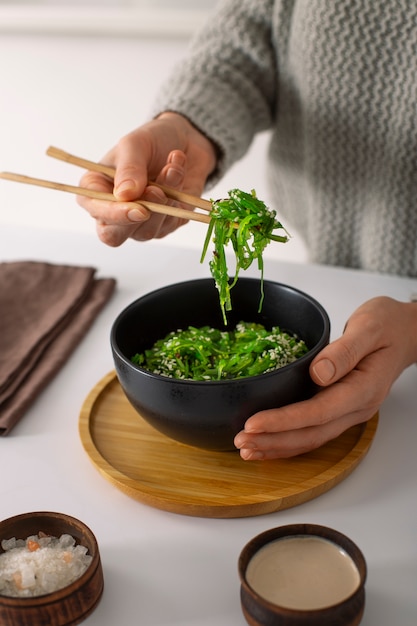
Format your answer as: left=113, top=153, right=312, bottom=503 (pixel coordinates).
left=238, top=523, right=366, bottom=626
left=0, top=511, right=104, bottom=626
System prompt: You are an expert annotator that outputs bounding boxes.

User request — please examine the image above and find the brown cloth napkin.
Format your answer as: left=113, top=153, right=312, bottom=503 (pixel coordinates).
left=0, top=261, right=116, bottom=435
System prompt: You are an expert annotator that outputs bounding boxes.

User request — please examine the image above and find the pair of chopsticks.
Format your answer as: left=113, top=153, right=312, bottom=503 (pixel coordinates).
left=0, top=146, right=213, bottom=225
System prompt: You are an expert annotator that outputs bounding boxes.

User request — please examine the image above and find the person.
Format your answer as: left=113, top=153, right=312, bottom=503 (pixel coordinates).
left=77, top=0, right=417, bottom=460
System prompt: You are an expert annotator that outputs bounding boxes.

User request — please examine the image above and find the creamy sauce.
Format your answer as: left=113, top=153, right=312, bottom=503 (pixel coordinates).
left=245, top=535, right=361, bottom=610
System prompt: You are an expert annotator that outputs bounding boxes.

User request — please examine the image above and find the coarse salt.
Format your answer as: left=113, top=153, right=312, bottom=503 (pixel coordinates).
left=0, top=533, right=92, bottom=597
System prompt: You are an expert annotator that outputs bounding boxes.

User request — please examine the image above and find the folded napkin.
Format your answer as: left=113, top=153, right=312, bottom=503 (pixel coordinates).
left=0, top=261, right=116, bottom=435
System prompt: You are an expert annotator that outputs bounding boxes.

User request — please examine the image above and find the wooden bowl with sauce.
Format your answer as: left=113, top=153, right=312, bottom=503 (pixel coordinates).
left=238, top=523, right=366, bottom=626
left=0, top=511, right=104, bottom=626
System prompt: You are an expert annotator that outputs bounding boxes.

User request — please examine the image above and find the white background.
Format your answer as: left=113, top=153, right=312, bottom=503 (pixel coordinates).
left=0, top=1, right=307, bottom=264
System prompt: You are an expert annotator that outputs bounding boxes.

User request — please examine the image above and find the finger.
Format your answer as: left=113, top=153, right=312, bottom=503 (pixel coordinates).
left=78, top=170, right=114, bottom=195
left=78, top=197, right=148, bottom=223
left=161, top=150, right=187, bottom=189
left=310, top=313, right=385, bottom=386
left=76, top=143, right=146, bottom=202
left=112, top=136, right=150, bottom=201
left=132, top=150, right=188, bottom=241
left=235, top=367, right=381, bottom=460
left=95, top=221, right=139, bottom=247
left=76, top=171, right=114, bottom=214
left=76, top=168, right=151, bottom=237
left=77, top=196, right=150, bottom=248
left=79, top=195, right=150, bottom=247
left=240, top=364, right=382, bottom=437
left=240, top=385, right=346, bottom=436
left=133, top=186, right=172, bottom=241
left=235, top=410, right=369, bottom=460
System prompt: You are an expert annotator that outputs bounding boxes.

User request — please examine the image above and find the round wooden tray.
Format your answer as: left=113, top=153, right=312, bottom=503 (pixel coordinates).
left=79, top=372, right=378, bottom=518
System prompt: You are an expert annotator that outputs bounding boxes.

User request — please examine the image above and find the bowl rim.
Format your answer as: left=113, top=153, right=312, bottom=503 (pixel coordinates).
left=110, top=277, right=331, bottom=385
left=0, top=511, right=101, bottom=604
left=238, top=523, right=367, bottom=616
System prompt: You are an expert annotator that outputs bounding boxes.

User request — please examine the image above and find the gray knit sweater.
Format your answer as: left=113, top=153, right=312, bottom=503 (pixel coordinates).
left=154, top=0, right=417, bottom=277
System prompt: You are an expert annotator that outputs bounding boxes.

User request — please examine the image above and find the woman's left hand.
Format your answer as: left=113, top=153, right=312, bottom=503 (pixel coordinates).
left=234, top=296, right=417, bottom=460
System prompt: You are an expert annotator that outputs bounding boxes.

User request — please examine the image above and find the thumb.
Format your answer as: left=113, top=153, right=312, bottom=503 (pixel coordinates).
left=310, top=316, right=378, bottom=386
left=113, top=153, right=149, bottom=202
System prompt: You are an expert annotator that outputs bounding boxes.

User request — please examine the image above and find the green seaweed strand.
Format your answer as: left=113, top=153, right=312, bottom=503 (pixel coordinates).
left=200, top=189, right=289, bottom=323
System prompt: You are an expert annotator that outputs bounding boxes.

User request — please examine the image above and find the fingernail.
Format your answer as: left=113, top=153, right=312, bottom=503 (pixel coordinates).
left=146, top=188, right=165, bottom=203
left=127, top=208, right=148, bottom=222
left=169, top=151, right=186, bottom=166
left=240, top=449, right=264, bottom=461
left=244, top=425, right=264, bottom=433
left=115, top=180, right=136, bottom=197
left=234, top=437, right=255, bottom=449
left=165, top=166, right=183, bottom=187
left=313, top=358, right=336, bottom=384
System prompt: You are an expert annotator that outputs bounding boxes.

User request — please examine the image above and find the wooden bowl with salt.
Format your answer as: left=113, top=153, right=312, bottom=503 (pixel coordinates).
left=0, top=511, right=104, bottom=626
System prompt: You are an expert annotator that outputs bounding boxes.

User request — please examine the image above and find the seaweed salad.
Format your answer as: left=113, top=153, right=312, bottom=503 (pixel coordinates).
left=132, top=321, right=307, bottom=381
left=200, top=188, right=289, bottom=323
left=131, top=188, right=300, bottom=381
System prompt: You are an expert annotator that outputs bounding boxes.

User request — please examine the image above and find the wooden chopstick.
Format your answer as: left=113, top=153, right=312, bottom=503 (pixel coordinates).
left=46, top=146, right=213, bottom=212
left=0, top=171, right=211, bottom=225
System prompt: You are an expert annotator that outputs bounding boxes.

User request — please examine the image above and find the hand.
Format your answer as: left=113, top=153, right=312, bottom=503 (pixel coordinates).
left=234, top=297, right=417, bottom=460
left=77, top=112, right=217, bottom=246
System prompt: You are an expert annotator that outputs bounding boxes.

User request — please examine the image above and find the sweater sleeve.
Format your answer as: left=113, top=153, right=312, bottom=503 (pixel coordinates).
left=152, top=0, right=276, bottom=185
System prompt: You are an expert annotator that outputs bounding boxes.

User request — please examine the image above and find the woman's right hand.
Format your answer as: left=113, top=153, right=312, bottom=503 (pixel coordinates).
left=77, top=112, right=217, bottom=246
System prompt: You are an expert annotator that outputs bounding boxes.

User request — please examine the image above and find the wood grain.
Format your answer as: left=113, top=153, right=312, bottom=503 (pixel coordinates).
left=79, top=372, right=379, bottom=518
left=0, top=171, right=211, bottom=224
left=46, top=145, right=213, bottom=212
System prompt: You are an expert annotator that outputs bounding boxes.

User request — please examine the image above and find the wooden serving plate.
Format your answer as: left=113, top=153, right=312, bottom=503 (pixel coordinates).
left=79, top=372, right=378, bottom=518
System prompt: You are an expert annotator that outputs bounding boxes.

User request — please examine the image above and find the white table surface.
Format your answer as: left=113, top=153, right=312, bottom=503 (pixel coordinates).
left=0, top=224, right=416, bottom=625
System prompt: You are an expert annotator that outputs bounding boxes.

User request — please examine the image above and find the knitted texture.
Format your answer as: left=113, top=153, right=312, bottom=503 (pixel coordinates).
left=154, top=0, right=417, bottom=277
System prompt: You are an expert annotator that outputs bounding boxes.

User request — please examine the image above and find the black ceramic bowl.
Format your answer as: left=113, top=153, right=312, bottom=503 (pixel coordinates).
left=110, top=277, right=330, bottom=451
